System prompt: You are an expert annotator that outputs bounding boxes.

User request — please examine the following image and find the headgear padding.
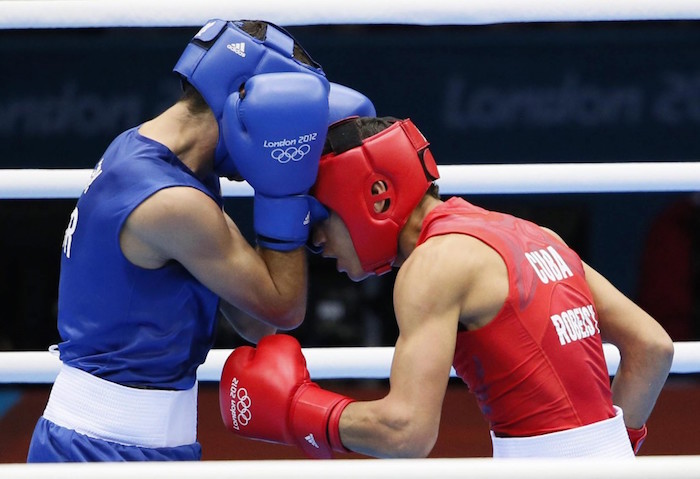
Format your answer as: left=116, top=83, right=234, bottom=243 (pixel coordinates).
left=173, top=19, right=327, bottom=179
left=313, top=118, right=440, bottom=275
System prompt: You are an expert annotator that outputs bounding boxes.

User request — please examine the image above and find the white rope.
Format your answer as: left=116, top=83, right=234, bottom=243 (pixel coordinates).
left=2, top=162, right=699, bottom=199
left=2, top=456, right=700, bottom=478
left=1, top=342, right=698, bottom=384
left=0, top=169, right=256, bottom=200
left=438, top=163, right=700, bottom=195
left=2, top=0, right=700, bottom=29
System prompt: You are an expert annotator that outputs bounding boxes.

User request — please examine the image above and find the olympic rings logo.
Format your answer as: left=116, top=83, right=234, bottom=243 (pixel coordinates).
left=235, top=387, right=252, bottom=427
left=270, top=144, right=311, bottom=163
left=229, top=378, right=252, bottom=430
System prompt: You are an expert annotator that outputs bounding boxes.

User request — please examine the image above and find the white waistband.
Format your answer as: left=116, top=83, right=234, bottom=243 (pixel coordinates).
left=43, top=364, right=197, bottom=448
left=490, top=406, right=634, bottom=458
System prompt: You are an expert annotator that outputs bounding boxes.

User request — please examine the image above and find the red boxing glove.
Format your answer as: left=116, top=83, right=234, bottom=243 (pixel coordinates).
left=219, top=334, right=354, bottom=459
left=627, top=424, right=648, bottom=455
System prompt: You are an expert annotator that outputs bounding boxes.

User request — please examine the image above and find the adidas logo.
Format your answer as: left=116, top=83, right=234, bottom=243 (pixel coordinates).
left=305, top=433, right=320, bottom=449
left=303, top=212, right=311, bottom=226
left=227, top=42, right=246, bottom=57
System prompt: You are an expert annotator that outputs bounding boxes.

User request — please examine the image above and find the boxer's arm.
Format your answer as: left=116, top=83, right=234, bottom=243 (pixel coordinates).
left=218, top=300, right=277, bottom=344
left=337, top=238, right=464, bottom=458
left=583, top=262, right=674, bottom=429
left=217, top=236, right=484, bottom=458
left=121, top=186, right=307, bottom=329
left=541, top=226, right=672, bottom=452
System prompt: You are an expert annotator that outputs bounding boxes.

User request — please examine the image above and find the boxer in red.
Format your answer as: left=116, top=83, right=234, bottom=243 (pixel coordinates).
left=219, top=116, right=674, bottom=458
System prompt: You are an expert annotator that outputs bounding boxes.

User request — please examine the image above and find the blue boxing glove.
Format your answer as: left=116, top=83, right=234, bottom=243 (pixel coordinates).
left=328, top=82, right=376, bottom=125
left=221, top=72, right=330, bottom=250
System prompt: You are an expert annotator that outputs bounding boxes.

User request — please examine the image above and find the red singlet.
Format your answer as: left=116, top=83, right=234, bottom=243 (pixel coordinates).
left=416, top=198, right=614, bottom=437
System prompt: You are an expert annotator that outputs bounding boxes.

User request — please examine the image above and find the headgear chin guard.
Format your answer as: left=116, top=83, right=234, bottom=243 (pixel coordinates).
left=173, top=19, right=327, bottom=179
left=312, top=118, right=440, bottom=275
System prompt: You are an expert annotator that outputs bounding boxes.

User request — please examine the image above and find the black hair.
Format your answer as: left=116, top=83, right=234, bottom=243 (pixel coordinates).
left=323, top=117, right=399, bottom=155
left=239, top=20, right=317, bottom=68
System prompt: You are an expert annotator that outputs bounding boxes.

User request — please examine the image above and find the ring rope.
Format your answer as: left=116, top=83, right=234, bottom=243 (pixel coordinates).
left=2, top=0, right=700, bottom=29
left=1, top=342, right=698, bottom=384
left=2, top=456, right=700, bottom=478
left=2, top=162, right=700, bottom=199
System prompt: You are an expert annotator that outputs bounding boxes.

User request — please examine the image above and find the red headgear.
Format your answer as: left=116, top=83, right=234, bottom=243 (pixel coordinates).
left=312, top=118, right=440, bottom=275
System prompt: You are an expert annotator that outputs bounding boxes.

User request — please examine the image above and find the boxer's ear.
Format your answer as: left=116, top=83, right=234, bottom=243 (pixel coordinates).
left=371, top=180, right=389, bottom=213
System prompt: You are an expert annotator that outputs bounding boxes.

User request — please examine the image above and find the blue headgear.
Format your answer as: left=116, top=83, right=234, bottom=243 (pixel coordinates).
left=173, top=19, right=328, bottom=179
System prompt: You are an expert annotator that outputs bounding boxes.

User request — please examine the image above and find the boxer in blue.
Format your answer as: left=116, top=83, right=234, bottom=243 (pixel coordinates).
left=27, top=19, right=375, bottom=462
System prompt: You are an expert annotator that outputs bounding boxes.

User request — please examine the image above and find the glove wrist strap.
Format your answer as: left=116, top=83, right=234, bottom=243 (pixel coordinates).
left=327, top=397, right=353, bottom=453
left=254, top=194, right=311, bottom=251
left=627, top=424, right=647, bottom=455
left=290, top=384, right=354, bottom=459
